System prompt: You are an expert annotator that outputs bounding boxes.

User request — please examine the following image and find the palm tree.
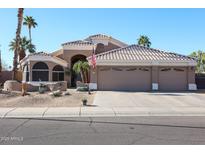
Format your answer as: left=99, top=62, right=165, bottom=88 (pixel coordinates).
left=72, top=60, right=90, bottom=83
left=137, top=35, right=151, bottom=48
left=23, top=16, right=38, bottom=44
left=190, top=50, right=205, bottom=73
left=9, top=37, right=36, bottom=61
left=13, top=8, right=24, bottom=80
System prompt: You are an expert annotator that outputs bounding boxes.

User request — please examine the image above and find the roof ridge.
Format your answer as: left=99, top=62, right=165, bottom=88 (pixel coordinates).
left=88, top=34, right=111, bottom=38
left=62, top=40, right=93, bottom=46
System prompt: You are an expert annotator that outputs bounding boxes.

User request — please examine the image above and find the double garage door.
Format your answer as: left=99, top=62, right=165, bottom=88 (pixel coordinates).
left=97, top=66, right=187, bottom=91
left=98, top=67, right=151, bottom=91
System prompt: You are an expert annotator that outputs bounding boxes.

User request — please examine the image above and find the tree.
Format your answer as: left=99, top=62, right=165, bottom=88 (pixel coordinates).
left=13, top=8, right=24, bottom=80
left=9, top=37, right=36, bottom=61
left=189, top=50, right=205, bottom=73
left=72, top=60, right=90, bottom=83
left=137, top=35, right=151, bottom=48
left=23, top=16, right=38, bottom=44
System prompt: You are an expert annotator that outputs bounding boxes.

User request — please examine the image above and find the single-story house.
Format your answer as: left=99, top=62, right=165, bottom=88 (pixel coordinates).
left=20, top=34, right=197, bottom=91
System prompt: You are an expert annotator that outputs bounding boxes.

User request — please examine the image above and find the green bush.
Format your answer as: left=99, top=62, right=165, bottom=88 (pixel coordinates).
left=76, top=86, right=88, bottom=91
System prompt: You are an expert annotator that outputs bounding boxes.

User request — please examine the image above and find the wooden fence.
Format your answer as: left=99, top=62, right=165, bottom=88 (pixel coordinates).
left=0, top=71, right=12, bottom=85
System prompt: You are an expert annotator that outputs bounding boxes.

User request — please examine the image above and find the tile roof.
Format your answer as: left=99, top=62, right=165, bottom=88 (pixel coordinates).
left=86, top=34, right=111, bottom=39
left=62, top=40, right=93, bottom=46
left=88, top=45, right=195, bottom=62
left=21, top=52, right=68, bottom=67
left=29, top=52, right=51, bottom=56
left=62, top=34, right=127, bottom=47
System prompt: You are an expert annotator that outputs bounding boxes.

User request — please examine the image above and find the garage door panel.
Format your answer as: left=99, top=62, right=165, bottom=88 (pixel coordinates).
left=159, top=67, right=187, bottom=91
left=98, top=67, right=151, bottom=91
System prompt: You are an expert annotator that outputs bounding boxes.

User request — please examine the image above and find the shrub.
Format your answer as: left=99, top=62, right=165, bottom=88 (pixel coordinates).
left=76, top=86, right=88, bottom=91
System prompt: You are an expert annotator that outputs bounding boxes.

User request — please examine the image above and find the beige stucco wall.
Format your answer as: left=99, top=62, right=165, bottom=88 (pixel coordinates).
left=151, top=66, right=159, bottom=83
left=95, top=42, right=121, bottom=54
left=187, top=66, right=196, bottom=84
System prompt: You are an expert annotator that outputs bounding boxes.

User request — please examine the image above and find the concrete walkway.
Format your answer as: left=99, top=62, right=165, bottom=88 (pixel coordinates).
left=1, top=106, right=205, bottom=118
left=1, top=91, right=205, bottom=118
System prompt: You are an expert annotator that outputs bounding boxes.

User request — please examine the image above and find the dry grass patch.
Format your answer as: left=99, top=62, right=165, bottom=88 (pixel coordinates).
left=0, top=89, right=95, bottom=107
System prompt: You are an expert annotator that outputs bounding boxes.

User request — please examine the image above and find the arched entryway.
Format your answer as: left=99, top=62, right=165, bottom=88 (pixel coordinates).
left=32, top=62, right=49, bottom=81
left=71, top=54, right=87, bottom=87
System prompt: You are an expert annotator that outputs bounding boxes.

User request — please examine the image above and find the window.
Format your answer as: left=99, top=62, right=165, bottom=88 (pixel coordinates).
left=139, top=68, right=149, bottom=72
left=32, top=62, right=49, bottom=81
left=174, top=68, right=184, bottom=72
left=52, top=65, right=64, bottom=81
left=112, top=68, right=123, bottom=71
left=100, top=68, right=111, bottom=71
left=126, top=68, right=137, bottom=71
left=160, top=68, right=171, bottom=72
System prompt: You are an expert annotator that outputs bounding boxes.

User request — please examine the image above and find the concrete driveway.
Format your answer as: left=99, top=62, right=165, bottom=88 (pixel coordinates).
left=93, top=91, right=205, bottom=115
left=94, top=91, right=205, bottom=108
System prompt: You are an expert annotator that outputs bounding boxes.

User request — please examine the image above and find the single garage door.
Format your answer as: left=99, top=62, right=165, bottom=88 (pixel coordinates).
left=97, top=66, right=151, bottom=91
left=159, top=67, right=187, bottom=91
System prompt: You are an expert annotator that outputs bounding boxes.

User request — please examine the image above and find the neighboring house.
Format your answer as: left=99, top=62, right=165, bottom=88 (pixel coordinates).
left=20, top=34, right=197, bottom=91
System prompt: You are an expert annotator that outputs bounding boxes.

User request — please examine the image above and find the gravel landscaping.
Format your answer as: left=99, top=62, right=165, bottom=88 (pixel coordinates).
left=0, top=89, right=95, bottom=107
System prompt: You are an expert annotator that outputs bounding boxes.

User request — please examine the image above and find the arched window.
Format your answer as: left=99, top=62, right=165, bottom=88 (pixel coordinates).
left=52, top=65, right=64, bottom=81
left=32, top=62, right=49, bottom=81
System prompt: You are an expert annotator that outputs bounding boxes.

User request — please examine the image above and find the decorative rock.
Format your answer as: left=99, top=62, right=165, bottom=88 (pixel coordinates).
left=52, top=90, right=62, bottom=97
left=63, top=91, right=71, bottom=96
left=3, top=80, right=21, bottom=91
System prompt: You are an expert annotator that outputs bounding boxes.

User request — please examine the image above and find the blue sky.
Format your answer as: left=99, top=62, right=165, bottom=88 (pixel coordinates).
left=0, top=8, right=205, bottom=67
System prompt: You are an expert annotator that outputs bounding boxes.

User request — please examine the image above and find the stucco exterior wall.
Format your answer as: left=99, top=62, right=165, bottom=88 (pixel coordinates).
left=95, top=42, right=121, bottom=54
left=187, top=66, right=196, bottom=84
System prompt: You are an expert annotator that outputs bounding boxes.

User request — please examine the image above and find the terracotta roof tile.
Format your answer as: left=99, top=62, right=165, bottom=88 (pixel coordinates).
left=62, top=40, right=93, bottom=46
left=87, top=34, right=111, bottom=39
left=29, top=52, right=51, bottom=56
left=88, top=45, right=195, bottom=62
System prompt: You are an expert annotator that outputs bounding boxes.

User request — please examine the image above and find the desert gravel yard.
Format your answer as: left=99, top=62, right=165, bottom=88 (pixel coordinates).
left=0, top=89, right=95, bottom=107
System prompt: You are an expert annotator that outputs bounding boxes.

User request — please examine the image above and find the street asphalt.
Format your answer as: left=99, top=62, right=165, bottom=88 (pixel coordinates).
left=1, top=116, right=205, bottom=145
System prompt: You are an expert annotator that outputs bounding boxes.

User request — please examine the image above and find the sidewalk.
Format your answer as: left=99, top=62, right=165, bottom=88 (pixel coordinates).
left=1, top=106, right=205, bottom=118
